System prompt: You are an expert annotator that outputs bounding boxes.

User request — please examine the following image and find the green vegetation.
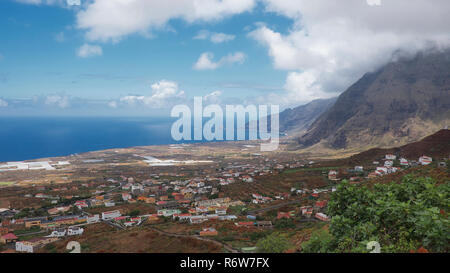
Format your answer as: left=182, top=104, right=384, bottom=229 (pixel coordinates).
left=129, top=210, right=141, bottom=217
left=256, top=232, right=292, bottom=253
left=0, top=182, right=14, bottom=186
left=228, top=205, right=246, bottom=215
left=14, top=226, right=42, bottom=236
left=274, top=218, right=296, bottom=229
left=302, top=173, right=449, bottom=253
left=245, top=230, right=272, bottom=242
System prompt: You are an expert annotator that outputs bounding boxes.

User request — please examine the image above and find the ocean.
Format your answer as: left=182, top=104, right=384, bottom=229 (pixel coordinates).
left=0, top=117, right=180, bottom=162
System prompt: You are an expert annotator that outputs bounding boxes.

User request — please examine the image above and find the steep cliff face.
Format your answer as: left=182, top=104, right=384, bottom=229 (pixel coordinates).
left=278, top=97, right=337, bottom=133
left=298, top=50, right=450, bottom=149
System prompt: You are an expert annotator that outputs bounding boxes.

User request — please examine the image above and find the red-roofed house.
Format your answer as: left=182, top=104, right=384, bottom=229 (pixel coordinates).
left=236, top=222, right=255, bottom=228
left=1, top=233, right=18, bottom=244
left=200, top=227, right=218, bottom=236
left=419, top=156, right=432, bottom=165
left=277, top=212, right=292, bottom=219
left=315, top=213, right=330, bottom=222
left=315, top=200, right=328, bottom=209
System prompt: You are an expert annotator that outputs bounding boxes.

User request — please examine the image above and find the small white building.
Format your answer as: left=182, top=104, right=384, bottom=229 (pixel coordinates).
left=189, top=215, right=208, bottom=224
left=215, top=208, right=227, bottom=215
left=122, top=193, right=132, bottom=201
left=104, top=201, right=115, bottom=207
left=87, top=214, right=100, bottom=224
left=419, top=156, right=432, bottom=165
left=67, top=227, right=84, bottom=236
left=102, top=210, right=121, bottom=220
left=384, top=160, right=394, bottom=167
left=242, top=176, right=254, bottom=183
left=385, top=154, right=396, bottom=160
left=15, top=241, right=34, bottom=253
left=157, top=209, right=181, bottom=217
left=48, top=228, right=66, bottom=238
left=400, top=158, right=409, bottom=166
left=315, top=213, right=330, bottom=221
left=355, top=166, right=364, bottom=172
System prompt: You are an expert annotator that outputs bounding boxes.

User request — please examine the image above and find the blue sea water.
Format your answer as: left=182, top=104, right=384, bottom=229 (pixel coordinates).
left=0, top=117, right=180, bottom=162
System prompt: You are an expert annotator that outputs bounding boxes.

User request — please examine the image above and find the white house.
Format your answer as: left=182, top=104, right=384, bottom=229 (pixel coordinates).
left=385, top=154, right=396, bottom=160
left=15, top=241, right=34, bottom=253
left=384, top=160, right=394, bottom=167
left=355, top=166, right=364, bottom=172
left=189, top=215, right=208, bottom=224
left=218, top=215, right=237, bottom=221
left=419, top=156, right=432, bottom=165
left=252, top=193, right=263, bottom=200
left=122, top=193, right=132, bottom=201
left=315, top=213, right=330, bottom=221
left=173, top=214, right=192, bottom=221
left=376, top=167, right=388, bottom=175
left=215, top=208, right=227, bottom=215
left=48, top=228, right=66, bottom=238
left=67, top=227, right=84, bottom=236
left=104, top=201, right=115, bottom=207
left=400, top=158, right=409, bottom=166
left=102, top=210, right=121, bottom=220
left=157, top=209, right=181, bottom=217
left=87, top=214, right=100, bottom=224
left=242, top=176, right=254, bottom=183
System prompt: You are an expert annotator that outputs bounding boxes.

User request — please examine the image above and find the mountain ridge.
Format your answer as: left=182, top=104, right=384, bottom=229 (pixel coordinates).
left=297, top=50, right=450, bottom=149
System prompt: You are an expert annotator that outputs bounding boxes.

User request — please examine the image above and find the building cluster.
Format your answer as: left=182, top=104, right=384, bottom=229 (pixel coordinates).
left=368, top=154, right=435, bottom=178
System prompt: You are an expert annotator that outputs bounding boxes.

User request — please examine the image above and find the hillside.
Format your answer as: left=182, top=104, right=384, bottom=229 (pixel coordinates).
left=342, top=129, right=450, bottom=165
left=278, top=98, right=337, bottom=134
left=298, top=50, right=450, bottom=149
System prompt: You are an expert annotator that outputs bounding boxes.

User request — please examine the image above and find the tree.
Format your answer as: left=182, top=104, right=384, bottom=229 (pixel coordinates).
left=256, top=232, right=292, bottom=253
left=302, top=174, right=449, bottom=253
left=129, top=210, right=140, bottom=217
left=274, top=218, right=296, bottom=229
left=301, top=229, right=334, bottom=253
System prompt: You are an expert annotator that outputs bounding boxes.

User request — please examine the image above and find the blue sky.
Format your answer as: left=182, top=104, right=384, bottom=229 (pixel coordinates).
left=0, top=0, right=290, bottom=116
left=0, top=0, right=449, bottom=116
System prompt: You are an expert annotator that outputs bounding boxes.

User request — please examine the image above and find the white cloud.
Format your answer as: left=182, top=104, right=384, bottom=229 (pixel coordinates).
left=76, top=0, right=255, bottom=42
left=76, top=43, right=103, bottom=58
left=0, top=99, right=8, bottom=107
left=119, top=80, right=185, bottom=109
left=250, top=0, right=450, bottom=107
left=107, top=101, right=117, bottom=108
left=194, top=30, right=235, bottom=43
left=194, top=52, right=246, bottom=70
left=45, top=95, right=70, bottom=108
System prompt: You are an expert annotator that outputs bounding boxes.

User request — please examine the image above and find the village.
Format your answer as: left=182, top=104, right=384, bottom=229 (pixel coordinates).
left=0, top=143, right=448, bottom=253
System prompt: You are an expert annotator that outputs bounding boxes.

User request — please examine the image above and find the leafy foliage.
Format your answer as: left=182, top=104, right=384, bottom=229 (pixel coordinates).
left=302, top=173, right=449, bottom=253
left=274, top=218, right=296, bottom=229
left=256, top=232, right=292, bottom=253
left=129, top=210, right=141, bottom=217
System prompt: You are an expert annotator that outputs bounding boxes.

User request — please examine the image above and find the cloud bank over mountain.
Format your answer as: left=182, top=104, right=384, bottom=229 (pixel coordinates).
left=251, top=0, right=450, bottom=106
